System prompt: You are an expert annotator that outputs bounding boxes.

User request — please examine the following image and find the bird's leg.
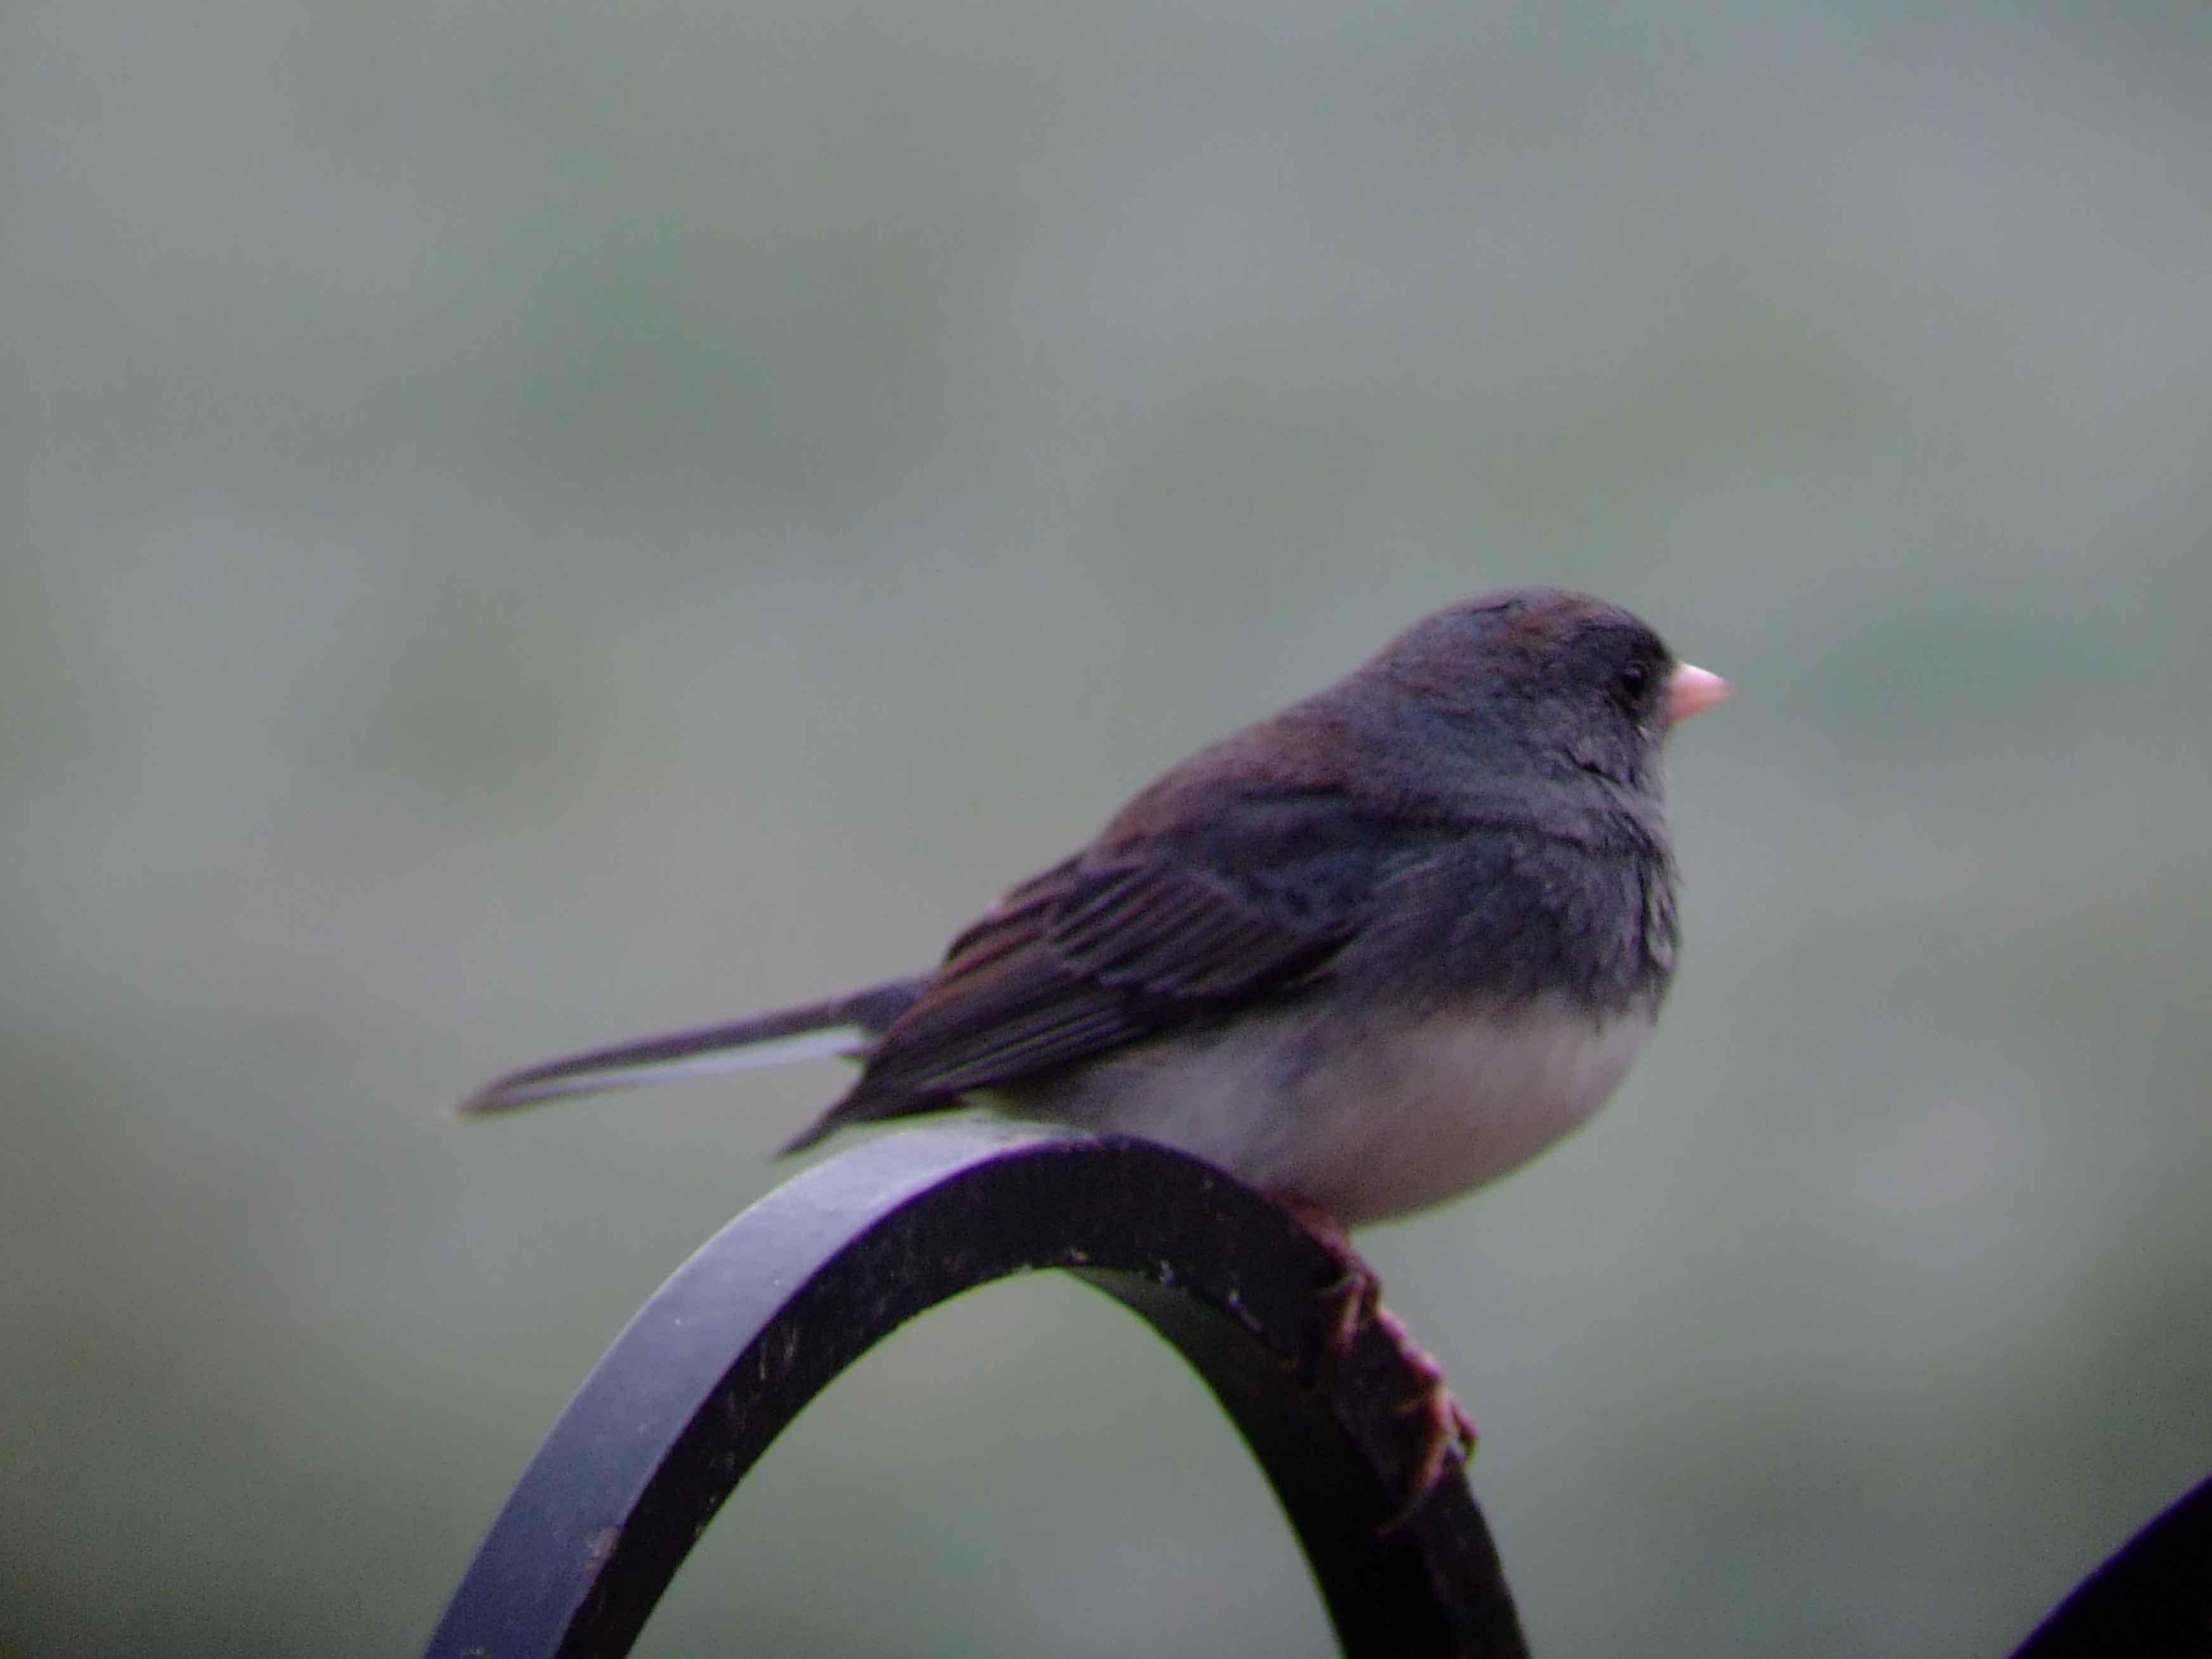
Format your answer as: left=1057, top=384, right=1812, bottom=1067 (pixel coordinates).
left=1279, top=1198, right=1381, bottom=1350
left=1277, top=1199, right=1478, bottom=1525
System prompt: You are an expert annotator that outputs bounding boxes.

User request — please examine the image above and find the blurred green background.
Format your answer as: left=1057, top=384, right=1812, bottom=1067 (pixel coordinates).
left=4, top=1, right=2208, bottom=1654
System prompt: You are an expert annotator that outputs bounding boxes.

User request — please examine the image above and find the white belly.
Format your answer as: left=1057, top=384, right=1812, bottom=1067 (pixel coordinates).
left=1003, top=998, right=1655, bottom=1225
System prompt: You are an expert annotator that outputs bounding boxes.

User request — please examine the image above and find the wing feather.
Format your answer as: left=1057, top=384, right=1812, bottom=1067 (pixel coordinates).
left=837, top=854, right=1358, bottom=1112
left=781, top=790, right=1457, bottom=1148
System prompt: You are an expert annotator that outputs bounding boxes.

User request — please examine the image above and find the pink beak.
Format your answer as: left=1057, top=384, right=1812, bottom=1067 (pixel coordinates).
left=1666, top=662, right=1731, bottom=723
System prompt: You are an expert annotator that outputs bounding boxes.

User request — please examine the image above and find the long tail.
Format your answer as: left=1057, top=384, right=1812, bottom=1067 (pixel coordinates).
left=456, top=977, right=927, bottom=1117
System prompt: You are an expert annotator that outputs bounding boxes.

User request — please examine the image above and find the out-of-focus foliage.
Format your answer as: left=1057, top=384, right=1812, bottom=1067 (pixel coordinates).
left=3, top=3, right=2208, bottom=1655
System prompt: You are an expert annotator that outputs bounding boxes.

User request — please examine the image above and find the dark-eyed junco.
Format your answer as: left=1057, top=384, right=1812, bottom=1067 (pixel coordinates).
left=463, top=587, right=1728, bottom=1500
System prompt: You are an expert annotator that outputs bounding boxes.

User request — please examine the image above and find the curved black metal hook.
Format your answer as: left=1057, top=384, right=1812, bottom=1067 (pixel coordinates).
left=425, top=1124, right=1530, bottom=1658
left=2007, top=1471, right=2212, bottom=1659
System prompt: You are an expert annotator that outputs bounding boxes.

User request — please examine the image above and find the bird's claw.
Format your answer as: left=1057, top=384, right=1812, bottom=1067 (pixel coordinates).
left=1374, top=1305, right=1478, bottom=1527
left=1316, top=1257, right=1382, bottom=1351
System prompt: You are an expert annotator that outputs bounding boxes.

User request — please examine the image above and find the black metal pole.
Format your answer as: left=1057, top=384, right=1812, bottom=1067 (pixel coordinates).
left=425, top=1124, right=1530, bottom=1659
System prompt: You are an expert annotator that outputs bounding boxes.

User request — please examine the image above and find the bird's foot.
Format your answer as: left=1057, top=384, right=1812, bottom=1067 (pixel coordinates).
left=1280, top=1200, right=1478, bottom=1527
left=1372, top=1304, right=1478, bottom=1526
left=1280, top=1199, right=1381, bottom=1349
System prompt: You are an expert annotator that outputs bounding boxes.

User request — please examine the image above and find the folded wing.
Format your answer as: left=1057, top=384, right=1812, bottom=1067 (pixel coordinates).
left=790, top=793, right=1443, bottom=1147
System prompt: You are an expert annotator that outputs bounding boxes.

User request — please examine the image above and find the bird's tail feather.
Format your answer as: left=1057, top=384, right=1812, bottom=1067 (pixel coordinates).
left=457, top=977, right=926, bottom=1117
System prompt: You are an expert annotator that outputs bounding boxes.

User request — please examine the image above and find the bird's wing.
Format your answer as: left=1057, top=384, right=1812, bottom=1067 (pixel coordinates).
left=876, top=856, right=1346, bottom=1090
left=790, top=793, right=1447, bottom=1143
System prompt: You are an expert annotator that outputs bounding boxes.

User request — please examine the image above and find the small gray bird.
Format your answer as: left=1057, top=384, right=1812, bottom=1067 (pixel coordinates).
left=462, top=587, right=1729, bottom=1498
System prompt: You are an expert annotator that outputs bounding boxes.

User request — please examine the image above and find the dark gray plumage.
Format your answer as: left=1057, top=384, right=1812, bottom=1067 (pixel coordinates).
left=462, top=588, right=1727, bottom=1226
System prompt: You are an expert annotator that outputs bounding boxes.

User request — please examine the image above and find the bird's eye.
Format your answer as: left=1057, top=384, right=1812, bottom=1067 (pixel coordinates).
left=1614, top=659, right=1653, bottom=704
